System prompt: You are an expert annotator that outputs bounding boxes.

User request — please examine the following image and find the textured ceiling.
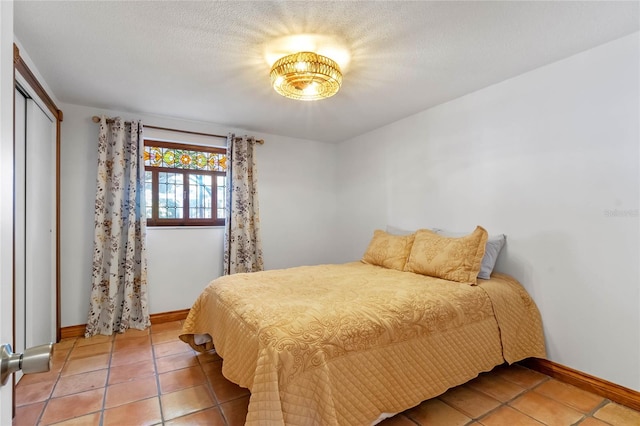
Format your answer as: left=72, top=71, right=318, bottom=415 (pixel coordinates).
left=14, top=1, right=639, bottom=143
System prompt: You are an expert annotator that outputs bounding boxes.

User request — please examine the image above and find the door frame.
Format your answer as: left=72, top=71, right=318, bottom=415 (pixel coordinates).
left=0, top=3, right=15, bottom=422
left=13, top=44, right=63, bottom=343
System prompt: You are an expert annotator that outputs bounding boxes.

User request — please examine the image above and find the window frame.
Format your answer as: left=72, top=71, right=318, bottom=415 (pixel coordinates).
left=143, top=139, right=227, bottom=227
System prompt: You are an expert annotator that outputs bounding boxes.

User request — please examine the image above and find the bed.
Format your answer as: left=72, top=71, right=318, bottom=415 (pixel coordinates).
left=179, top=228, right=546, bottom=425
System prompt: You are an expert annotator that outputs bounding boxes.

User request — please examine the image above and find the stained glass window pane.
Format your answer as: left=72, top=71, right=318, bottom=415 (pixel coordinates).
left=158, top=172, right=183, bottom=218
left=144, top=145, right=227, bottom=172
left=189, top=174, right=212, bottom=219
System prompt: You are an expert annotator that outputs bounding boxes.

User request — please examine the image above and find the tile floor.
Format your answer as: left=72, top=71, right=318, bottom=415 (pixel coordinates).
left=13, top=320, right=640, bottom=426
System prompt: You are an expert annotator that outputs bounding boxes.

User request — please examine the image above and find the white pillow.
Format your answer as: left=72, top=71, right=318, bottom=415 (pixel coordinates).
left=432, top=229, right=506, bottom=280
left=385, top=225, right=415, bottom=236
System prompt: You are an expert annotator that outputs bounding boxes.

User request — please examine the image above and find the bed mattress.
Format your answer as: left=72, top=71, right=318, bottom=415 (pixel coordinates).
left=180, top=262, right=545, bottom=425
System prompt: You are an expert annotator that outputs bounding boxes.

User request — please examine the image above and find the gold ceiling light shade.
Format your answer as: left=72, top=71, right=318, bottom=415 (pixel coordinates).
left=270, top=51, right=343, bottom=101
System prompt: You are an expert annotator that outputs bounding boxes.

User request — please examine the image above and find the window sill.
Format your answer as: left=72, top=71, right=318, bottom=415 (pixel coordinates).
left=146, top=226, right=225, bottom=230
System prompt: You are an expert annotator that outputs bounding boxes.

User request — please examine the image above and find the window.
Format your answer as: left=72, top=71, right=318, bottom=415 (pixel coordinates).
left=143, top=140, right=227, bottom=226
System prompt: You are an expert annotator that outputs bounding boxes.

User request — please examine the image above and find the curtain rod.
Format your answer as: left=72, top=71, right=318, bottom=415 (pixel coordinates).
left=91, top=116, right=264, bottom=144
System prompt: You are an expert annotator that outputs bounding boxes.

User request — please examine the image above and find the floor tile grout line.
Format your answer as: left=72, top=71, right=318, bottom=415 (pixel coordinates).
left=196, top=352, right=228, bottom=424
left=435, top=395, right=482, bottom=421
left=525, top=375, right=613, bottom=422
left=498, top=367, right=551, bottom=390
left=471, top=403, right=507, bottom=424
left=439, top=369, right=551, bottom=424
left=568, top=416, right=587, bottom=426
left=474, top=373, right=551, bottom=425
left=437, top=382, right=504, bottom=421
left=40, top=336, right=109, bottom=426
left=465, top=376, right=529, bottom=405
left=154, top=321, right=232, bottom=424
left=205, top=354, right=258, bottom=425
left=98, top=333, right=118, bottom=426
left=104, top=330, right=161, bottom=419
left=581, top=398, right=615, bottom=425
left=401, top=411, right=422, bottom=426
left=151, top=325, right=168, bottom=425
left=483, top=403, right=546, bottom=426
left=153, top=331, right=240, bottom=424
left=495, top=372, right=550, bottom=406
left=489, top=376, right=612, bottom=426
left=32, top=337, right=77, bottom=426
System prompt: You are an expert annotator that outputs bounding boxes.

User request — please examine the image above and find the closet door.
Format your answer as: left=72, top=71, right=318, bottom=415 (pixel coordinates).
left=23, top=96, right=56, bottom=350
left=14, top=89, right=26, bottom=382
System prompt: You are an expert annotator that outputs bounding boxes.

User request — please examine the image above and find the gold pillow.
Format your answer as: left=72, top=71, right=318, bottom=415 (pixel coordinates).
left=362, top=230, right=415, bottom=271
left=404, top=226, right=488, bottom=284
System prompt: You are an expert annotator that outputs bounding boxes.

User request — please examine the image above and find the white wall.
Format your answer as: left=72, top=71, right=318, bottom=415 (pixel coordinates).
left=258, top=133, right=340, bottom=269
left=60, top=103, right=338, bottom=326
left=0, top=2, right=14, bottom=423
left=29, top=26, right=640, bottom=393
left=336, top=33, right=640, bottom=391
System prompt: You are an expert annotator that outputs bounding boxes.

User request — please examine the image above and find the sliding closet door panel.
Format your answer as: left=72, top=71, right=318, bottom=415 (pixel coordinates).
left=25, top=98, right=55, bottom=347
left=14, top=89, right=26, bottom=382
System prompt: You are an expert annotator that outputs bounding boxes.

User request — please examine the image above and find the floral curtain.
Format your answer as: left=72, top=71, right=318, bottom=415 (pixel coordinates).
left=85, top=116, right=150, bottom=337
left=224, top=134, right=264, bottom=274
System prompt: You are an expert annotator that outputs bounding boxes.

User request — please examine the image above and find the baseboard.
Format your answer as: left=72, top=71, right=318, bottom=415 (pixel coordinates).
left=520, top=358, right=640, bottom=412
left=149, top=309, right=190, bottom=324
left=59, top=308, right=190, bottom=340
left=60, top=324, right=86, bottom=339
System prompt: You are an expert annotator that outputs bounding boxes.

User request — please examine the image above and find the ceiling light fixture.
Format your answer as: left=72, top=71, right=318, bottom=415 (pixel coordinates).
left=270, top=51, right=342, bottom=101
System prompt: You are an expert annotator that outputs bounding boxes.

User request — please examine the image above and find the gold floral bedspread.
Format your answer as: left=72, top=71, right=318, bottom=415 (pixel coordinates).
left=180, top=263, right=545, bottom=425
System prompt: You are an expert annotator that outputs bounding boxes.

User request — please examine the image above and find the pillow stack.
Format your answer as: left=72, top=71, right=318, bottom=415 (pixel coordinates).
left=362, top=225, right=503, bottom=285
left=362, top=230, right=415, bottom=271
left=433, top=229, right=506, bottom=280
left=404, top=227, right=487, bottom=284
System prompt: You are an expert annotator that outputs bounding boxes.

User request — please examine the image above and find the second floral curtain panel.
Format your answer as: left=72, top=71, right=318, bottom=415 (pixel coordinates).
left=224, top=134, right=264, bottom=274
left=85, top=116, right=150, bottom=337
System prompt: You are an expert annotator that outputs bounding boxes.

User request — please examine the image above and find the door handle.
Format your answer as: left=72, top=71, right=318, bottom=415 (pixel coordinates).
left=0, top=343, right=53, bottom=385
